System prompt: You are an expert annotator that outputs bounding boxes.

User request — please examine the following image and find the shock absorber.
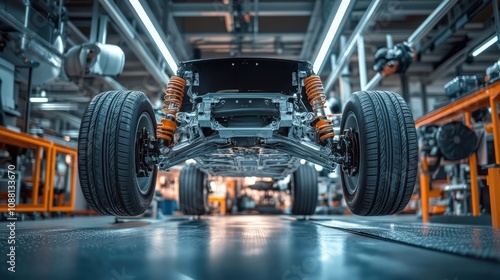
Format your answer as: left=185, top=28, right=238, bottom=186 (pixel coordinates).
left=304, top=75, right=335, bottom=142
left=157, top=76, right=186, bottom=145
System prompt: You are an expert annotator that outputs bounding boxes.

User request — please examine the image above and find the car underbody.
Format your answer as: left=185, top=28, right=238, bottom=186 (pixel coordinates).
left=156, top=58, right=349, bottom=179
left=78, top=57, right=418, bottom=217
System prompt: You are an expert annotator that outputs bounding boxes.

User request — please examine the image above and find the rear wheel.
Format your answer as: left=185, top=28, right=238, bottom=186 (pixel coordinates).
left=179, top=164, right=209, bottom=215
left=78, top=90, right=157, bottom=216
left=340, top=91, right=418, bottom=216
left=290, top=164, right=318, bottom=215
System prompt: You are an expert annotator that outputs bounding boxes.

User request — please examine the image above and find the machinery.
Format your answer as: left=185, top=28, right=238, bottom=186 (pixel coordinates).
left=77, top=57, right=418, bottom=217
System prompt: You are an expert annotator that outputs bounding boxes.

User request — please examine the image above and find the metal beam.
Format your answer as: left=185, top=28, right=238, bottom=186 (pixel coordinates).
left=121, top=0, right=181, bottom=72
left=407, top=0, right=459, bottom=45
left=165, top=7, right=191, bottom=60
left=31, top=103, right=82, bottom=111
left=99, top=0, right=170, bottom=86
left=97, top=14, right=108, bottom=43
left=494, top=0, right=500, bottom=50
left=363, top=0, right=459, bottom=91
left=169, top=2, right=314, bottom=17
left=420, top=81, right=428, bottom=114
left=424, top=29, right=496, bottom=83
left=223, top=0, right=233, bottom=33
left=323, top=0, right=386, bottom=92
left=66, top=21, right=88, bottom=43
left=299, top=0, right=322, bottom=59
left=185, top=32, right=305, bottom=41
left=357, top=36, right=367, bottom=90
left=89, top=0, right=100, bottom=42
left=253, top=0, right=259, bottom=42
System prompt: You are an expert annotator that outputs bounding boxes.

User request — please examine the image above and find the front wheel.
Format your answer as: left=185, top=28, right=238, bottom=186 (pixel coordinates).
left=78, top=90, right=157, bottom=216
left=340, top=91, right=418, bottom=216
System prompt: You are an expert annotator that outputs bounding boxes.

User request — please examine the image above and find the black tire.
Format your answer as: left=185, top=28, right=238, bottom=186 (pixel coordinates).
left=290, top=164, right=318, bottom=215
left=179, top=164, right=208, bottom=215
left=340, top=91, right=418, bottom=216
left=78, top=90, right=157, bottom=216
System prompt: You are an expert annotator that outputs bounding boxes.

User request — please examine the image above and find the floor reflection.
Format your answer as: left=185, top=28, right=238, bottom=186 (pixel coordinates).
left=1, top=216, right=500, bottom=280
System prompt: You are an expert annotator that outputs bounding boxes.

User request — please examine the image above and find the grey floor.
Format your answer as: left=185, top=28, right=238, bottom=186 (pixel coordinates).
left=1, top=215, right=499, bottom=280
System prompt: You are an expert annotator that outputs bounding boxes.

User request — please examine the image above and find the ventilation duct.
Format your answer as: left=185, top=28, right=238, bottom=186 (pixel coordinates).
left=65, top=42, right=125, bottom=78
left=15, top=34, right=64, bottom=86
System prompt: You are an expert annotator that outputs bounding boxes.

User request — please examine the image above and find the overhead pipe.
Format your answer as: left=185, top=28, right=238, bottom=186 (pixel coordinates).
left=361, top=34, right=394, bottom=90
left=299, top=0, right=323, bottom=59
left=0, top=8, right=64, bottom=58
left=407, top=0, right=459, bottom=45
left=253, top=0, right=259, bottom=43
left=323, top=0, right=385, bottom=92
left=357, top=36, right=367, bottom=89
left=494, top=0, right=500, bottom=50
left=99, top=0, right=171, bottom=86
left=423, top=28, right=496, bottom=83
left=363, top=0, right=459, bottom=91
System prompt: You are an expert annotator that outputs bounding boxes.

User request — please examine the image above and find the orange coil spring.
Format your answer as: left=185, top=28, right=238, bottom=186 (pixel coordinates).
left=316, top=119, right=335, bottom=142
left=162, top=76, right=186, bottom=115
left=304, top=75, right=327, bottom=111
left=157, top=76, right=186, bottom=143
left=157, top=119, right=177, bottom=143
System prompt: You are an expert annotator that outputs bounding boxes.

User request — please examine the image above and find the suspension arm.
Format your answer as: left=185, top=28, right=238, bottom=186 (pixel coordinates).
left=263, top=135, right=341, bottom=171
left=157, top=135, right=229, bottom=170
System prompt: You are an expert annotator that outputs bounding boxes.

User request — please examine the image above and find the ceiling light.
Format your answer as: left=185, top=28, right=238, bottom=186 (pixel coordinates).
left=30, top=97, right=48, bottom=103
left=128, top=0, right=178, bottom=74
left=244, top=176, right=257, bottom=185
left=472, top=35, right=498, bottom=57
left=314, top=164, right=323, bottom=172
left=313, top=0, right=352, bottom=73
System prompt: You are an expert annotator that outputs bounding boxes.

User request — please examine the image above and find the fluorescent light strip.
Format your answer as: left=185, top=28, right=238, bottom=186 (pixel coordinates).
left=30, top=97, right=48, bottom=103
left=313, top=0, right=351, bottom=73
left=472, top=36, right=498, bottom=57
left=129, top=0, right=178, bottom=73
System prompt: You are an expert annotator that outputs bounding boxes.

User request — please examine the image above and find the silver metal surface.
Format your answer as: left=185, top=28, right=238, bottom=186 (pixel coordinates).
left=357, top=35, right=367, bottom=90
left=324, top=0, right=385, bottom=92
left=99, top=0, right=171, bottom=86
left=407, top=0, right=459, bottom=45
left=313, top=217, right=500, bottom=262
left=169, top=2, right=314, bottom=17
left=159, top=82, right=339, bottom=178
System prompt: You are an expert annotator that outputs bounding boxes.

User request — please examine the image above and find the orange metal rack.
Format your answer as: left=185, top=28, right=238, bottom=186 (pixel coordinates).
left=0, top=126, right=77, bottom=213
left=415, top=80, right=500, bottom=228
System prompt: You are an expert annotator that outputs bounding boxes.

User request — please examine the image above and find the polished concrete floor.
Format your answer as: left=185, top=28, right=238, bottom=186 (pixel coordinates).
left=1, top=215, right=499, bottom=280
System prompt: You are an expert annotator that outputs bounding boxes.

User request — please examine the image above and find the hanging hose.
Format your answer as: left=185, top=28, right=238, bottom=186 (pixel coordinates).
left=157, top=76, right=186, bottom=144
left=304, top=75, right=335, bottom=142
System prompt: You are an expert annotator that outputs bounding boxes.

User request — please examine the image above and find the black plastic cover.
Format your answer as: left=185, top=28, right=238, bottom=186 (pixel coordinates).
left=436, top=121, right=477, bottom=161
